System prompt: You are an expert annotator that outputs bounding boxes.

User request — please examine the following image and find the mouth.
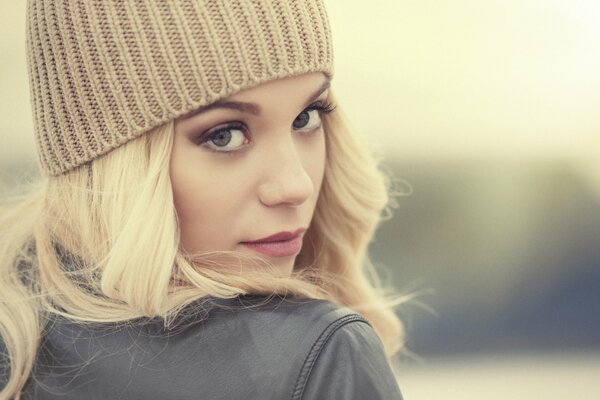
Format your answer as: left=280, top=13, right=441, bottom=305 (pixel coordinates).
left=240, top=228, right=306, bottom=257
left=240, top=236, right=303, bottom=257
left=242, top=228, right=306, bottom=243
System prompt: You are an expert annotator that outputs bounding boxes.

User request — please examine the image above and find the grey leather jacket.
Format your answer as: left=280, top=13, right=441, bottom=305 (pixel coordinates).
left=1, top=295, right=403, bottom=399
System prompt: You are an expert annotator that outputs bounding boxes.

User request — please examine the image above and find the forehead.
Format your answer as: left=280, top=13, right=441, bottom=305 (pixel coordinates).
left=226, top=72, right=329, bottom=101
left=176, top=72, right=330, bottom=121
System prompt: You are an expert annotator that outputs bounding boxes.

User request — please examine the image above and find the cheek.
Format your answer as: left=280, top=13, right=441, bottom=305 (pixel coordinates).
left=169, top=147, right=245, bottom=250
left=171, top=172, right=241, bottom=251
left=304, top=134, right=327, bottom=194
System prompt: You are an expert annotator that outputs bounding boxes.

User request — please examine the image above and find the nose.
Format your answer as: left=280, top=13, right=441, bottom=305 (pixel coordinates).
left=257, top=138, right=315, bottom=207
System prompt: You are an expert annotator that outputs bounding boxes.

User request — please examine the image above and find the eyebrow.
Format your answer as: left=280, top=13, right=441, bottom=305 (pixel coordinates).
left=180, top=79, right=331, bottom=120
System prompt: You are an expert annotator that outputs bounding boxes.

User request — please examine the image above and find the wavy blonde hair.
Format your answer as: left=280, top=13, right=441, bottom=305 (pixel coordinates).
left=0, top=91, right=409, bottom=399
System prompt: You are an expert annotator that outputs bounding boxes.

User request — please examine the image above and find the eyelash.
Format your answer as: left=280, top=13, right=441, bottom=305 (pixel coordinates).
left=196, top=100, right=337, bottom=156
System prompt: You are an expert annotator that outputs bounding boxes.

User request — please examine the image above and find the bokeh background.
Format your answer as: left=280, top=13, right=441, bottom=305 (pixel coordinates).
left=2, top=1, right=599, bottom=399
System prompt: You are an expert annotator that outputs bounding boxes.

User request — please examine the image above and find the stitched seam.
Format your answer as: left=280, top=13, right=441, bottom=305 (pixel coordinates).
left=290, top=314, right=371, bottom=400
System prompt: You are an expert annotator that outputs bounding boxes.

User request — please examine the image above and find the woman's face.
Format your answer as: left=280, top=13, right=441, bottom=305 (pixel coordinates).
left=170, top=72, right=330, bottom=276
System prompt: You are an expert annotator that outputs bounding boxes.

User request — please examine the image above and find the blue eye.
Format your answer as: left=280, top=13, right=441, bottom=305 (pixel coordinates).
left=198, top=122, right=249, bottom=154
left=293, top=101, right=336, bottom=131
left=197, top=101, right=336, bottom=155
left=293, top=109, right=320, bottom=130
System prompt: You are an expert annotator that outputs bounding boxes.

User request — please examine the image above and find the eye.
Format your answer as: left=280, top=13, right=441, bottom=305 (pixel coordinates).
left=293, top=109, right=321, bottom=130
left=293, top=101, right=337, bottom=131
left=197, top=122, right=250, bottom=153
left=195, top=101, right=336, bottom=155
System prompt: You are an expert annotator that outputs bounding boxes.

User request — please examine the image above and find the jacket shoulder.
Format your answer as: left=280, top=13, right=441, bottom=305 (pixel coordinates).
left=294, top=316, right=404, bottom=400
left=226, top=295, right=403, bottom=400
left=19, top=295, right=375, bottom=399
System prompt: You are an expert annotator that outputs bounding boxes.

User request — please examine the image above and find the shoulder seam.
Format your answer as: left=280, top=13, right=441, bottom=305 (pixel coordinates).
left=290, top=314, right=371, bottom=400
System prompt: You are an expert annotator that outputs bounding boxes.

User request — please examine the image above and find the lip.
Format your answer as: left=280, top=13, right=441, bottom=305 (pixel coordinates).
left=242, top=228, right=306, bottom=243
left=240, top=228, right=306, bottom=258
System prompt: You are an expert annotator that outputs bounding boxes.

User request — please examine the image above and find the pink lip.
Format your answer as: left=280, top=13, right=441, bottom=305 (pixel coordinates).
left=243, top=228, right=306, bottom=243
left=240, top=228, right=306, bottom=257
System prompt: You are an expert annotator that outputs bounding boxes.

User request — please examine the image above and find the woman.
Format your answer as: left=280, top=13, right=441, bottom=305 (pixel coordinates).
left=1, top=0, right=406, bottom=398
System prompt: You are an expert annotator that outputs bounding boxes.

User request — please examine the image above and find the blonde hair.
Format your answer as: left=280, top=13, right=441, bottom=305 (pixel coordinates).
left=0, top=91, right=409, bottom=399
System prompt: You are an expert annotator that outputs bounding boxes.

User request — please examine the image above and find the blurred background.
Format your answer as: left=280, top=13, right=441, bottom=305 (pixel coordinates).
left=2, top=1, right=599, bottom=398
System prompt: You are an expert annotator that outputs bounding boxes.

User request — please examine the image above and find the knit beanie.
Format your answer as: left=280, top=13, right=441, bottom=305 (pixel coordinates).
left=25, top=0, right=334, bottom=177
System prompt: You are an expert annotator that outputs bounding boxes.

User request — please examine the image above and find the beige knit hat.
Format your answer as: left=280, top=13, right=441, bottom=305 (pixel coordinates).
left=25, top=0, right=334, bottom=177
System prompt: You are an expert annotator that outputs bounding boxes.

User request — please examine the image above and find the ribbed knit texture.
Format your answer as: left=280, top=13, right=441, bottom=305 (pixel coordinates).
left=25, top=0, right=334, bottom=176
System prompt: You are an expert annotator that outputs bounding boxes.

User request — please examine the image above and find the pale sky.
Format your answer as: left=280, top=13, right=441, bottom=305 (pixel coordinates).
left=2, top=0, right=599, bottom=169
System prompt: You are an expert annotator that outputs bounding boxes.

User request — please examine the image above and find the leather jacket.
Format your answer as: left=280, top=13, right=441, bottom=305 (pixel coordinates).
left=1, top=295, right=403, bottom=399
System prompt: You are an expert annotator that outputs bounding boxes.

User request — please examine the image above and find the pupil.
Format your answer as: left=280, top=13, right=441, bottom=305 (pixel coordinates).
left=293, top=111, right=310, bottom=128
left=212, top=130, right=231, bottom=146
